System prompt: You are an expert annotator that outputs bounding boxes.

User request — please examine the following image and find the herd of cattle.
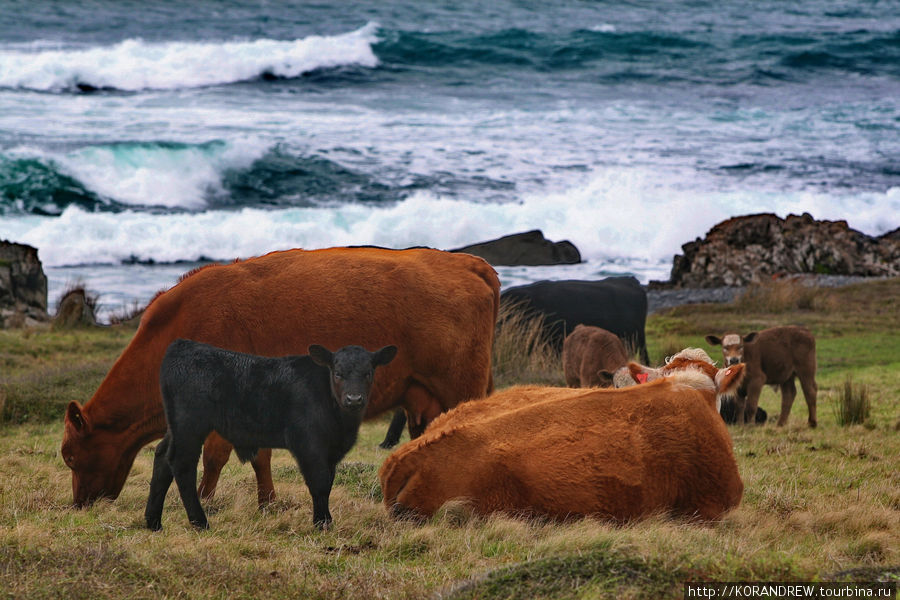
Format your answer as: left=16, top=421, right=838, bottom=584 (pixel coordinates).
left=58, top=247, right=819, bottom=530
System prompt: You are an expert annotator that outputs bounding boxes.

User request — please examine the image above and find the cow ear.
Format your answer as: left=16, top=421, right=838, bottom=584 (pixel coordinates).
left=705, top=335, right=722, bottom=346
left=308, top=345, right=333, bottom=368
left=715, top=364, right=745, bottom=396
left=743, top=332, right=758, bottom=344
left=372, top=345, right=398, bottom=367
left=65, top=401, right=91, bottom=435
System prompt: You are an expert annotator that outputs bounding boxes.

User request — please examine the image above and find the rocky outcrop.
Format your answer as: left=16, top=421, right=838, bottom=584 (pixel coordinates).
left=0, top=240, right=49, bottom=328
left=668, top=213, right=900, bottom=288
left=452, top=230, right=581, bottom=266
left=53, top=287, right=99, bottom=329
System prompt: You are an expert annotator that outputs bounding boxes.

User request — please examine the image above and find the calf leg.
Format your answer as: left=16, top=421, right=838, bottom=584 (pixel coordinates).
left=294, top=450, right=336, bottom=529
left=145, top=433, right=174, bottom=531
left=168, top=435, right=209, bottom=530
left=777, top=378, right=797, bottom=427
left=742, top=377, right=765, bottom=426
left=799, top=374, right=818, bottom=428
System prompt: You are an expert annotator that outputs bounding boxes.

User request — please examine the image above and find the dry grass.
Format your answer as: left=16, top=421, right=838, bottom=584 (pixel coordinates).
left=492, top=300, right=564, bottom=387
left=732, top=278, right=837, bottom=314
left=833, top=376, right=872, bottom=426
left=1, top=278, right=899, bottom=598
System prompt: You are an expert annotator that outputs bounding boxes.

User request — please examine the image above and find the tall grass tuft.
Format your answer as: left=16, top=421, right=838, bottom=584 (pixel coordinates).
left=833, top=375, right=871, bottom=426
left=492, top=300, right=564, bottom=388
left=734, top=278, right=834, bottom=313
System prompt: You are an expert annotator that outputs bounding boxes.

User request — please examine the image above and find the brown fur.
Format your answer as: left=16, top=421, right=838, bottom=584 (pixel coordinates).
left=61, top=247, right=499, bottom=507
left=562, top=324, right=629, bottom=388
left=379, top=359, right=745, bottom=522
left=706, top=326, right=817, bottom=427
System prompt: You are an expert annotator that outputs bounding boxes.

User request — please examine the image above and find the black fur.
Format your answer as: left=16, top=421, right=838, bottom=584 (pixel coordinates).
left=145, top=339, right=396, bottom=531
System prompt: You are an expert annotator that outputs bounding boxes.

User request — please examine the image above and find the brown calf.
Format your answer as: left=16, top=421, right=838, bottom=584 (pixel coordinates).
left=379, top=350, right=745, bottom=523
left=706, top=326, right=817, bottom=427
left=562, top=324, right=629, bottom=388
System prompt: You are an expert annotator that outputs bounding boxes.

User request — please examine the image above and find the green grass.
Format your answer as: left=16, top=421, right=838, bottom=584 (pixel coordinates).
left=1, top=278, right=899, bottom=599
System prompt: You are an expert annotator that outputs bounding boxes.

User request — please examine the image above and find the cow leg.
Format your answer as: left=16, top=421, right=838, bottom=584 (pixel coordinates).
left=777, top=378, right=797, bottom=427
left=145, top=433, right=174, bottom=531
left=250, top=449, right=275, bottom=506
left=379, top=409, right=407, bottom=449
left=198, top=433, right=230, bottom=501
left=799, top=374, right=818, bottom=428
left=403, top=382, right=444, bottom=439
left=168, top=435, right=209, bottom=530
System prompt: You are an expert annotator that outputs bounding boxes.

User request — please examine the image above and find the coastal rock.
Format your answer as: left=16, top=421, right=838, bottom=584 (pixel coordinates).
left=0, top=240, right=49, bottom=328
left=53, top=287, right=99, bottom=329
left=668, top=213, right=900, bottom=288
left=452, top=230, right=581, bottom=266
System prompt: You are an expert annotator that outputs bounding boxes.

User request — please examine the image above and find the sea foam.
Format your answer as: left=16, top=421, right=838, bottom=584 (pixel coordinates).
left=9, top=166, right=899, bottom=273
left=0, top=23, right=380, bottom=92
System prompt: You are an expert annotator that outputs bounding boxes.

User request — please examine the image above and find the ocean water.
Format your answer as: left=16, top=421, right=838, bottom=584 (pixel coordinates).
left=1, top=0, right=898, bottom=319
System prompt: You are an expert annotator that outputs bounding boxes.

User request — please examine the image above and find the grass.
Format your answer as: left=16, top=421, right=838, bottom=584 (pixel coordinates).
left=1, top=278, right=899, bottom=598
left=833, top=376, right=872, bottom=426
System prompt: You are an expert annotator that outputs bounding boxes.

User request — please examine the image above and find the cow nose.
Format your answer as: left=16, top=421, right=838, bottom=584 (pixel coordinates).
left=345, top=393, right=363, bottom=406
left=727, top=357, right=740, bottom=366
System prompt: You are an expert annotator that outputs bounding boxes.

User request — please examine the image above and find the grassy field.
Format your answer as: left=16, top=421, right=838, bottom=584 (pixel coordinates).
left=1, top=278, right=898, bottom=599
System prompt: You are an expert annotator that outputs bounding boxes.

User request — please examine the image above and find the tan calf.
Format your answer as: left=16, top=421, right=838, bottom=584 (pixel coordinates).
left=706, top=326, right=817, bottom=427
left=562, top=324, right=629, bottom=388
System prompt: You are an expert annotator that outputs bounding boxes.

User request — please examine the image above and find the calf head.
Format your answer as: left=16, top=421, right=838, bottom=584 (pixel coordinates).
left=705, top=332, right=758, bottom=366
left=309, top=344, right=398, bottom=413
left=612, top=347, right=745, bottom=411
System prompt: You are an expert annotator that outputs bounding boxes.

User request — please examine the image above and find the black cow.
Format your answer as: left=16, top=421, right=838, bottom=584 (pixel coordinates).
left=719, top=399, right=768, bottom=425
left=500, top=277, right=650, bottom=365
left=145, top=339, right=397, bottom=531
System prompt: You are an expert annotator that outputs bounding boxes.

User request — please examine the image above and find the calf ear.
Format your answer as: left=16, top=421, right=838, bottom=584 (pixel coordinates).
left=372, top=345, right=398, bottom=367
left=308, top=345, right=334, bottom=368
left=596, top=370, right=615, bottom=387
left=743, top=332, right=758, bottom=344
left=705, top=335, right=723, bottom=346
left=715, top=364, right=745, bottom=397
left=65, top=401, right=91, bottom=435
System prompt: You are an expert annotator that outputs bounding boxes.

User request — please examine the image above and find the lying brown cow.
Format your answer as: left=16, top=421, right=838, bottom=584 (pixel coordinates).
left=379, top=349, right=745, bottom=522
left=562, top=324, right=629, bottom=388
left=706, top=326, right=817, bottom=427
left=61, top=247, right=499, bottom=507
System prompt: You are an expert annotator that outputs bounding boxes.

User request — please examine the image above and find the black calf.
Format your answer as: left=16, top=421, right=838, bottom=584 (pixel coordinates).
left=145, top=339, right=397, bottom=531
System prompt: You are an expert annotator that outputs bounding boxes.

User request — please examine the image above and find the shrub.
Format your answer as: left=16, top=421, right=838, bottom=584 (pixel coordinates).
left=833, top=375, right=871, bottom=426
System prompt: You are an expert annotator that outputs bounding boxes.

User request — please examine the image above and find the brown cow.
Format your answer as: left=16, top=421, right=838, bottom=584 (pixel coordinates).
left=706, top=326, right=817, bottom=427
left=379, top=350, right=745, bottom=522
left=562, top=324, right=629, bottom=388
left=61, top=247, right=499, bottom=507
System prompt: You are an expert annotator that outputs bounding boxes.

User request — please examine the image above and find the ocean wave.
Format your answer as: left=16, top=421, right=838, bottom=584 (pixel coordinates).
left=0, top=23, right=380, bottom=92
left=8, top=167, right=899, bottom=269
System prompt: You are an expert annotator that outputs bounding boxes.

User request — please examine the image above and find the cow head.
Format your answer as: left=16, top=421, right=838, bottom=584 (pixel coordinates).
left=611, top=347, right=745, bottom=411
left=309, top=344, right=398, bottom=414
left=62, top=401, right=138, bottom=507
left=705, top=332, right=758, bottom=366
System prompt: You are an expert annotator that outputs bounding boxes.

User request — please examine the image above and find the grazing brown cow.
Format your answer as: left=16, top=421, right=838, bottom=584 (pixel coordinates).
left=61, top=247, right=499, bottom=507
left=379, top=349, right=745, bottom=522
left=706, top=326, right=817, bottom=427
left=562, top=324, right=629, bottom=388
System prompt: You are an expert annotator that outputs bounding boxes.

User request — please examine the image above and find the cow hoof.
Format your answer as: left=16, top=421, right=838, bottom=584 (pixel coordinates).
left=146, top=519, right=162, bottom=531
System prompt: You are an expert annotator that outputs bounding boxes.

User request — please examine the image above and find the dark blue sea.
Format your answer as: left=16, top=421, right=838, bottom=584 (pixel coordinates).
left=1, top=0, right=898, bottom=318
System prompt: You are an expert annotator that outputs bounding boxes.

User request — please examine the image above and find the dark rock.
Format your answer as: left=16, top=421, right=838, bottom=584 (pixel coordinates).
left=452, top=230, right=581, bottom=266
left=668, top=213, right=900, bottom=288
left=0, top=240, right=49, bottom=328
